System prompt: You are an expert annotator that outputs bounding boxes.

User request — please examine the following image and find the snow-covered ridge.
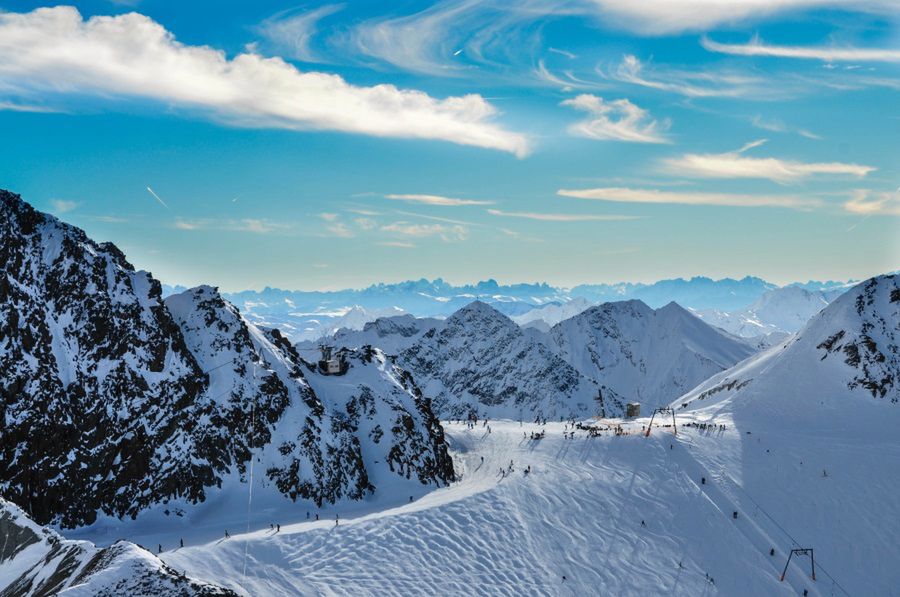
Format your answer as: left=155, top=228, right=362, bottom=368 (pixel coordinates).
left=0, top=498, right=236, bottom=596
left=0, top=190, right=453, bottom=529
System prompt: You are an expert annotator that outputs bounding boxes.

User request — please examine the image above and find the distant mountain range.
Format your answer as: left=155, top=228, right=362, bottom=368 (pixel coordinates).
left=165, top=277, right=856, bottom=343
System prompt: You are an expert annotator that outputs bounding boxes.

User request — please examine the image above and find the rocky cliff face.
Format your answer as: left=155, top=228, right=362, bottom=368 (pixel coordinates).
left=0, top=190, right=453, bottom=528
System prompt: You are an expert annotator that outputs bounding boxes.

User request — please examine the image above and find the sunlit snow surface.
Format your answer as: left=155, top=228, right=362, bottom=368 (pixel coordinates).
left=61, top=411, right=898, bottom=596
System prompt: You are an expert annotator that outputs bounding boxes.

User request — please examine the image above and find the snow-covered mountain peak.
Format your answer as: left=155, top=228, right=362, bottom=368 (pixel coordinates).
left=548, top=298, right=755, bottom=409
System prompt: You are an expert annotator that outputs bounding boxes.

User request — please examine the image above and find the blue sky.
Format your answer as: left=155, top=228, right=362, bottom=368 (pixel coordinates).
left=0, top=1, right=897, bottom=290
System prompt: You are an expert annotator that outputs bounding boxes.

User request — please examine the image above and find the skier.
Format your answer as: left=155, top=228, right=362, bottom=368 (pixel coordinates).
left=158, top=544, right=162, bottom=554
left=770, top=548, right=775, bottom=556
left=335, top=514, right=339, bottom=526
left=277, top=524, right=280, bottom=532
left=180, top=538, right=184, bottom=548
left=225, top=529, right=230, bottom=539
left=307, top=511, right=310, bottom=519
left=641, top=520, right=646, bottom=528
left=410, top=495, right=414, bottom=503
left=315, top=514, right=319, bottom=521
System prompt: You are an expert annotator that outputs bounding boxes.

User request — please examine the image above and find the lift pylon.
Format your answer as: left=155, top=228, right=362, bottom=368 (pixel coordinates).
left=780, top=548, right=816, bottom=582
left=644, top=407, right=677, bottom=437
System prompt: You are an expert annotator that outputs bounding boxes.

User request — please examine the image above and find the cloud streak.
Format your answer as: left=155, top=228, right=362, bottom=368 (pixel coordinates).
left=662, top=141, right=874, bottom=182
left=561, top=94, right=670, bottom=144
left=0, top=7, right=529, bottom=156
left=558, top=187, right=823, bottom=210
left=385, top=193, right=494, bottom=206
left=487, top=208, right=640, bottom=221
left=702, top=36, right=900, bottom=63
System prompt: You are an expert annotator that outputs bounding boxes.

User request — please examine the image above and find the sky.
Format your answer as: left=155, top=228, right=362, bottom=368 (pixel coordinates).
left=0, top=0, right=898, bottom=291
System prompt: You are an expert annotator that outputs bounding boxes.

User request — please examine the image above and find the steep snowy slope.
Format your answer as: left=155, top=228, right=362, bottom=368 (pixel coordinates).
left=0, top=498, right=235, bottom=596
left=0, top=191, right=452, bottom=530
left=679, top=274, right=898, bottom=416
left=669, top=274, right=900, bottom=595
left=548, top=300, right=755, bottom=410
left=693, top=286, right=830, bottom=338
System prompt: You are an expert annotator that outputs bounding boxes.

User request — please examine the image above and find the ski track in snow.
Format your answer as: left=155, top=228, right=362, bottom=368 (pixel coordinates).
left=145, top=419, right=848, bottom=597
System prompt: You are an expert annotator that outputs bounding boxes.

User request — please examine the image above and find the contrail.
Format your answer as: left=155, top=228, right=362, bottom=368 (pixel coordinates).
left=146, top=186, right=169, bottom=208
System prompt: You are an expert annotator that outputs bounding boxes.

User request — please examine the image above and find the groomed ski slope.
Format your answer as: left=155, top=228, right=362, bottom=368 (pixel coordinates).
left=150, top=416, right=882, bottom=597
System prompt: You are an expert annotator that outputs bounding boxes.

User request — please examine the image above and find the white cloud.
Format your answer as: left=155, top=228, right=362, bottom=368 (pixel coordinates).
left=325, top=222, right=354, bottom=238
left=385, top=193, right=493, bottom=206
left=173, top=217, right=290, bottom=233
left=844, top=190, right=900, bottom=216
left=0, top=7, right=529, bottom=156
left=174, top=218, right=200, bottom=230
left=319, top=212, right=340, bottom=222
left=584, top=1, right=894, bottom=35
left=90, top=215, right=129, bottom=223
left=233, top=219, right=282, bottom=234
left=50, top=199, right=78, bottom=213
left=558, top=186, right=823, bottom=210
left=561, top=94, right=670, bottom=144
left=487, top=208, right=639, bottom=221
left=381, top=221, right=468, bottom=241
left=702, top=36, right=900, bottom=63
left=379, top=241, right=416, bottom=248
left=354, top=217, right=377, bottom=230
left=662, top=141, right=874, bottom=182
left=257, top=4, right=343, bottom=63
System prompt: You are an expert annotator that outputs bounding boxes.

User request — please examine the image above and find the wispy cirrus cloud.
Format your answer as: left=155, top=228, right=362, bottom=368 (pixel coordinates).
left=558, top=186, right=823, bottom=210
left=702, top=36, right=900, bottom=63
left=601, top=54, right=766, bottom=98
left=379, top=241, right=416, bottom=248
left=257, top=4, right=343, bottom=63
left=0, top=7, right=529, bottom=157
left=487, top=208, right=640, bottom=221
left=661, top=139, right=874, bottom=182
left=751, top=115, right=821, bottom=140
left=561, top=94, right=670, bottom=144
left=385, top=193, right=493, bottom=206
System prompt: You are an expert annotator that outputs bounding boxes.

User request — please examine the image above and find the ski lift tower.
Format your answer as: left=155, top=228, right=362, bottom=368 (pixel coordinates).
left=644, top=407, right=677, bottom=437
